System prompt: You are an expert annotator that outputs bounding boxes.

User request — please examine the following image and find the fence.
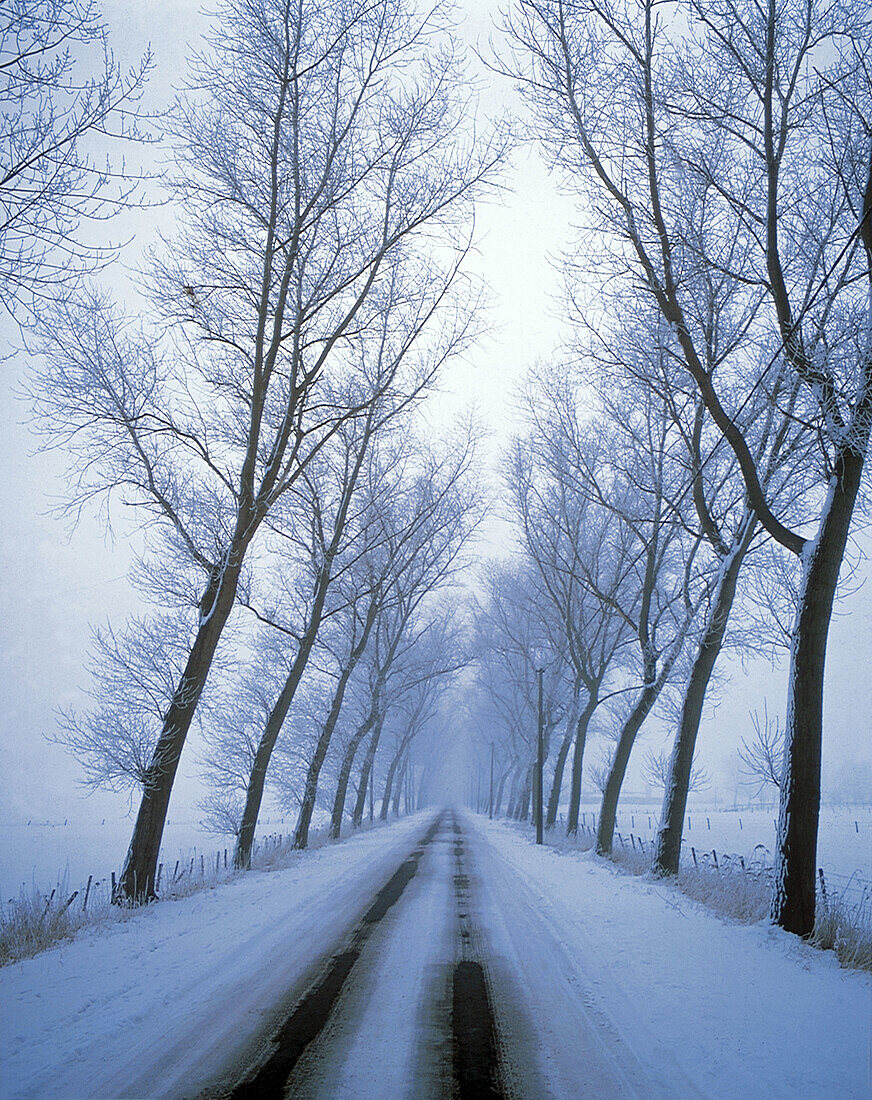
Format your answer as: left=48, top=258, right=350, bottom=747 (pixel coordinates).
left=571, top=818, right=871, bottom=909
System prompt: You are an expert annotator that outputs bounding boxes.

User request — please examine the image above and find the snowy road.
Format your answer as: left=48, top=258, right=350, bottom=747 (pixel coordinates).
left=214, top=809, right=683, bottom=1099
left=2, top=809, right=869, bottom=1098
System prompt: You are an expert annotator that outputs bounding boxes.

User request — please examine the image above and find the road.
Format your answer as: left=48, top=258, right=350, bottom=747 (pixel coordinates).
left=4, top=806, right=868, bottom=1099
left=198, top=809, right=690, bottom=1100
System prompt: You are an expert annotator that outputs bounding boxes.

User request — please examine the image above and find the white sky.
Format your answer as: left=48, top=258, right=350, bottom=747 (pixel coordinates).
left=1, top=0, right=869, bottom=831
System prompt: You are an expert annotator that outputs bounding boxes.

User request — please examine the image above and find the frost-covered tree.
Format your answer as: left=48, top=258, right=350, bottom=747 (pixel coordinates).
left=1, top=0, right=151, bottom=321
left=470, top=564, right=567, bottom=825
left=738, top=702, right=785, bottom=799
left=30, top=0, right=504, bottom=901
left=500, top=0, right=872, bottom=936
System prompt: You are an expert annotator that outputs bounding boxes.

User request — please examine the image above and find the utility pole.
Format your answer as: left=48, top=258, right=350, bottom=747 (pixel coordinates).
left=489, top=742, right=494, bottom=820
left=536, top=666, right=544, bottom=844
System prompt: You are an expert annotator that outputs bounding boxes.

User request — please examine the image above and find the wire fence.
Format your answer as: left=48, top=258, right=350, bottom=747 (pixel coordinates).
left=571, top=819, right=871, bottom=909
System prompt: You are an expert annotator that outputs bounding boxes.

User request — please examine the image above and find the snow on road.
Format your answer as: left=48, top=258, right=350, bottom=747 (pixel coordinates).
left=0, top=816, right=429, bottom=1099
left=1, top=809, right=869, bottom=1099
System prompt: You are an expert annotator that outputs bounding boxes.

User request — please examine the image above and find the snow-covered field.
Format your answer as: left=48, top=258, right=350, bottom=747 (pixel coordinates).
left=0, top=815, right=292, bottom=902
left=0, top=809, right=869, bottom=1099
left=574, top=801, right=872, bottom=894
left=4, top=802, right=870, bottom=901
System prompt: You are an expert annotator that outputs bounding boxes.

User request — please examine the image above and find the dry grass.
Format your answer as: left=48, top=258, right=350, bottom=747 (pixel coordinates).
left=608, top=837, right=870, bottom=970
left=812, top=875, right=872, bottom=972
left=0, top=875, right=114, bottom=966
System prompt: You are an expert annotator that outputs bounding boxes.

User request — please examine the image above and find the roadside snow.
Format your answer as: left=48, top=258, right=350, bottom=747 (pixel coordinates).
left=472, top=813, right=871, bottom=1099
left=0, top=815, right=429, bottom=1099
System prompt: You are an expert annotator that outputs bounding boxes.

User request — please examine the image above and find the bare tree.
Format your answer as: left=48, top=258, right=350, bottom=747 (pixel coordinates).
left=470, top=562, right=568, bottom=825
left=510, top=365, right=641, bottom=834
left=30, top=0, right=503, bottom=901
left=290, top=422, right=480, bottom=850
left=328, top=427, right=483, bottom=837
left=500, top=0, right=871, bottom=936
left=230, top=395, right=397, bottom=868
left=738, top=702, right=785, bottom=799
left=51, top=612, right=199, bottom=793
left=529, top=365, right=707, bottom=857
left=642, top=748, right=710, bottom=796
left=1, top=0, right=151, bottom=320
left=197, top=628, right=289, bottom=839
left=378, top=615, right=465, bottom=820
left=588, top=746, right=613, bottom=797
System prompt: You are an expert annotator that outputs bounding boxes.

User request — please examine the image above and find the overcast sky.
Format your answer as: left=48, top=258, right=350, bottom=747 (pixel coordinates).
left=1, top=0, right=869, bottom=833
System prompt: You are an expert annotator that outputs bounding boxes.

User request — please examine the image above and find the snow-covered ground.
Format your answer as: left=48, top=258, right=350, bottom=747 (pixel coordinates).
left=4, top=802, right=870, bottom=902
left=1, top=808, right=869, bottom=1098
left=0, top=813, right=315, bottom=903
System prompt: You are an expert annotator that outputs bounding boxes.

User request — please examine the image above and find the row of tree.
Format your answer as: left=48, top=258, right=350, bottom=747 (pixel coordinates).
left=4, top=0, right=870, bottom=942
left=465, top=0, right=871, bottom=937
left=5, top=0, right=505, bottom=901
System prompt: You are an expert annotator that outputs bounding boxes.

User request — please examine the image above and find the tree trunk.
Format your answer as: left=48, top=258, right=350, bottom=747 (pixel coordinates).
left=505, top=765, right=522, bottom=819
left=566, top=693, right=598, bottom=836
left=546, top=708, right=576, bottom=829
left=234, top=628, right=319, bottom=869
left=653, top=521, right=754, bottom=875
left=329, top=707, right=377, bottom=839
left=772, top=445, right=867, bottom=935
left=116, top=559, right=241, bottom=902
left=391, top=753, right=406, bottom=817
left=353, top=715, right=385, bottom=827
left=293, top=602, right=379, bottom=849
left=517, top=765, right=532, bottom=822
left=595, top=680, right=662, bottom=856
left=494, top=769, right=508, bottom=817
left=380, top=747, right=404, bottom=821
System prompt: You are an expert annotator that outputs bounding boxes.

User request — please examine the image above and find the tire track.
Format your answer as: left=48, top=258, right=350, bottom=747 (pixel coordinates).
left=450, top=812, right=505, bottom=1100
left=229, top=813, right=444, bottom=1099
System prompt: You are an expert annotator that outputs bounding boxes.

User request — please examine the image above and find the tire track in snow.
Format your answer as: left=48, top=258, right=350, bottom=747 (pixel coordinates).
left=450, top=812, right=505, bottom=1099
left=229, top=813, right=445, bottom=1099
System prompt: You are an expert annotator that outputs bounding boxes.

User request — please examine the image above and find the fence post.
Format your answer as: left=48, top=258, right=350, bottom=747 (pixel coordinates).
left=82, top=875, right=93, bottom=912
